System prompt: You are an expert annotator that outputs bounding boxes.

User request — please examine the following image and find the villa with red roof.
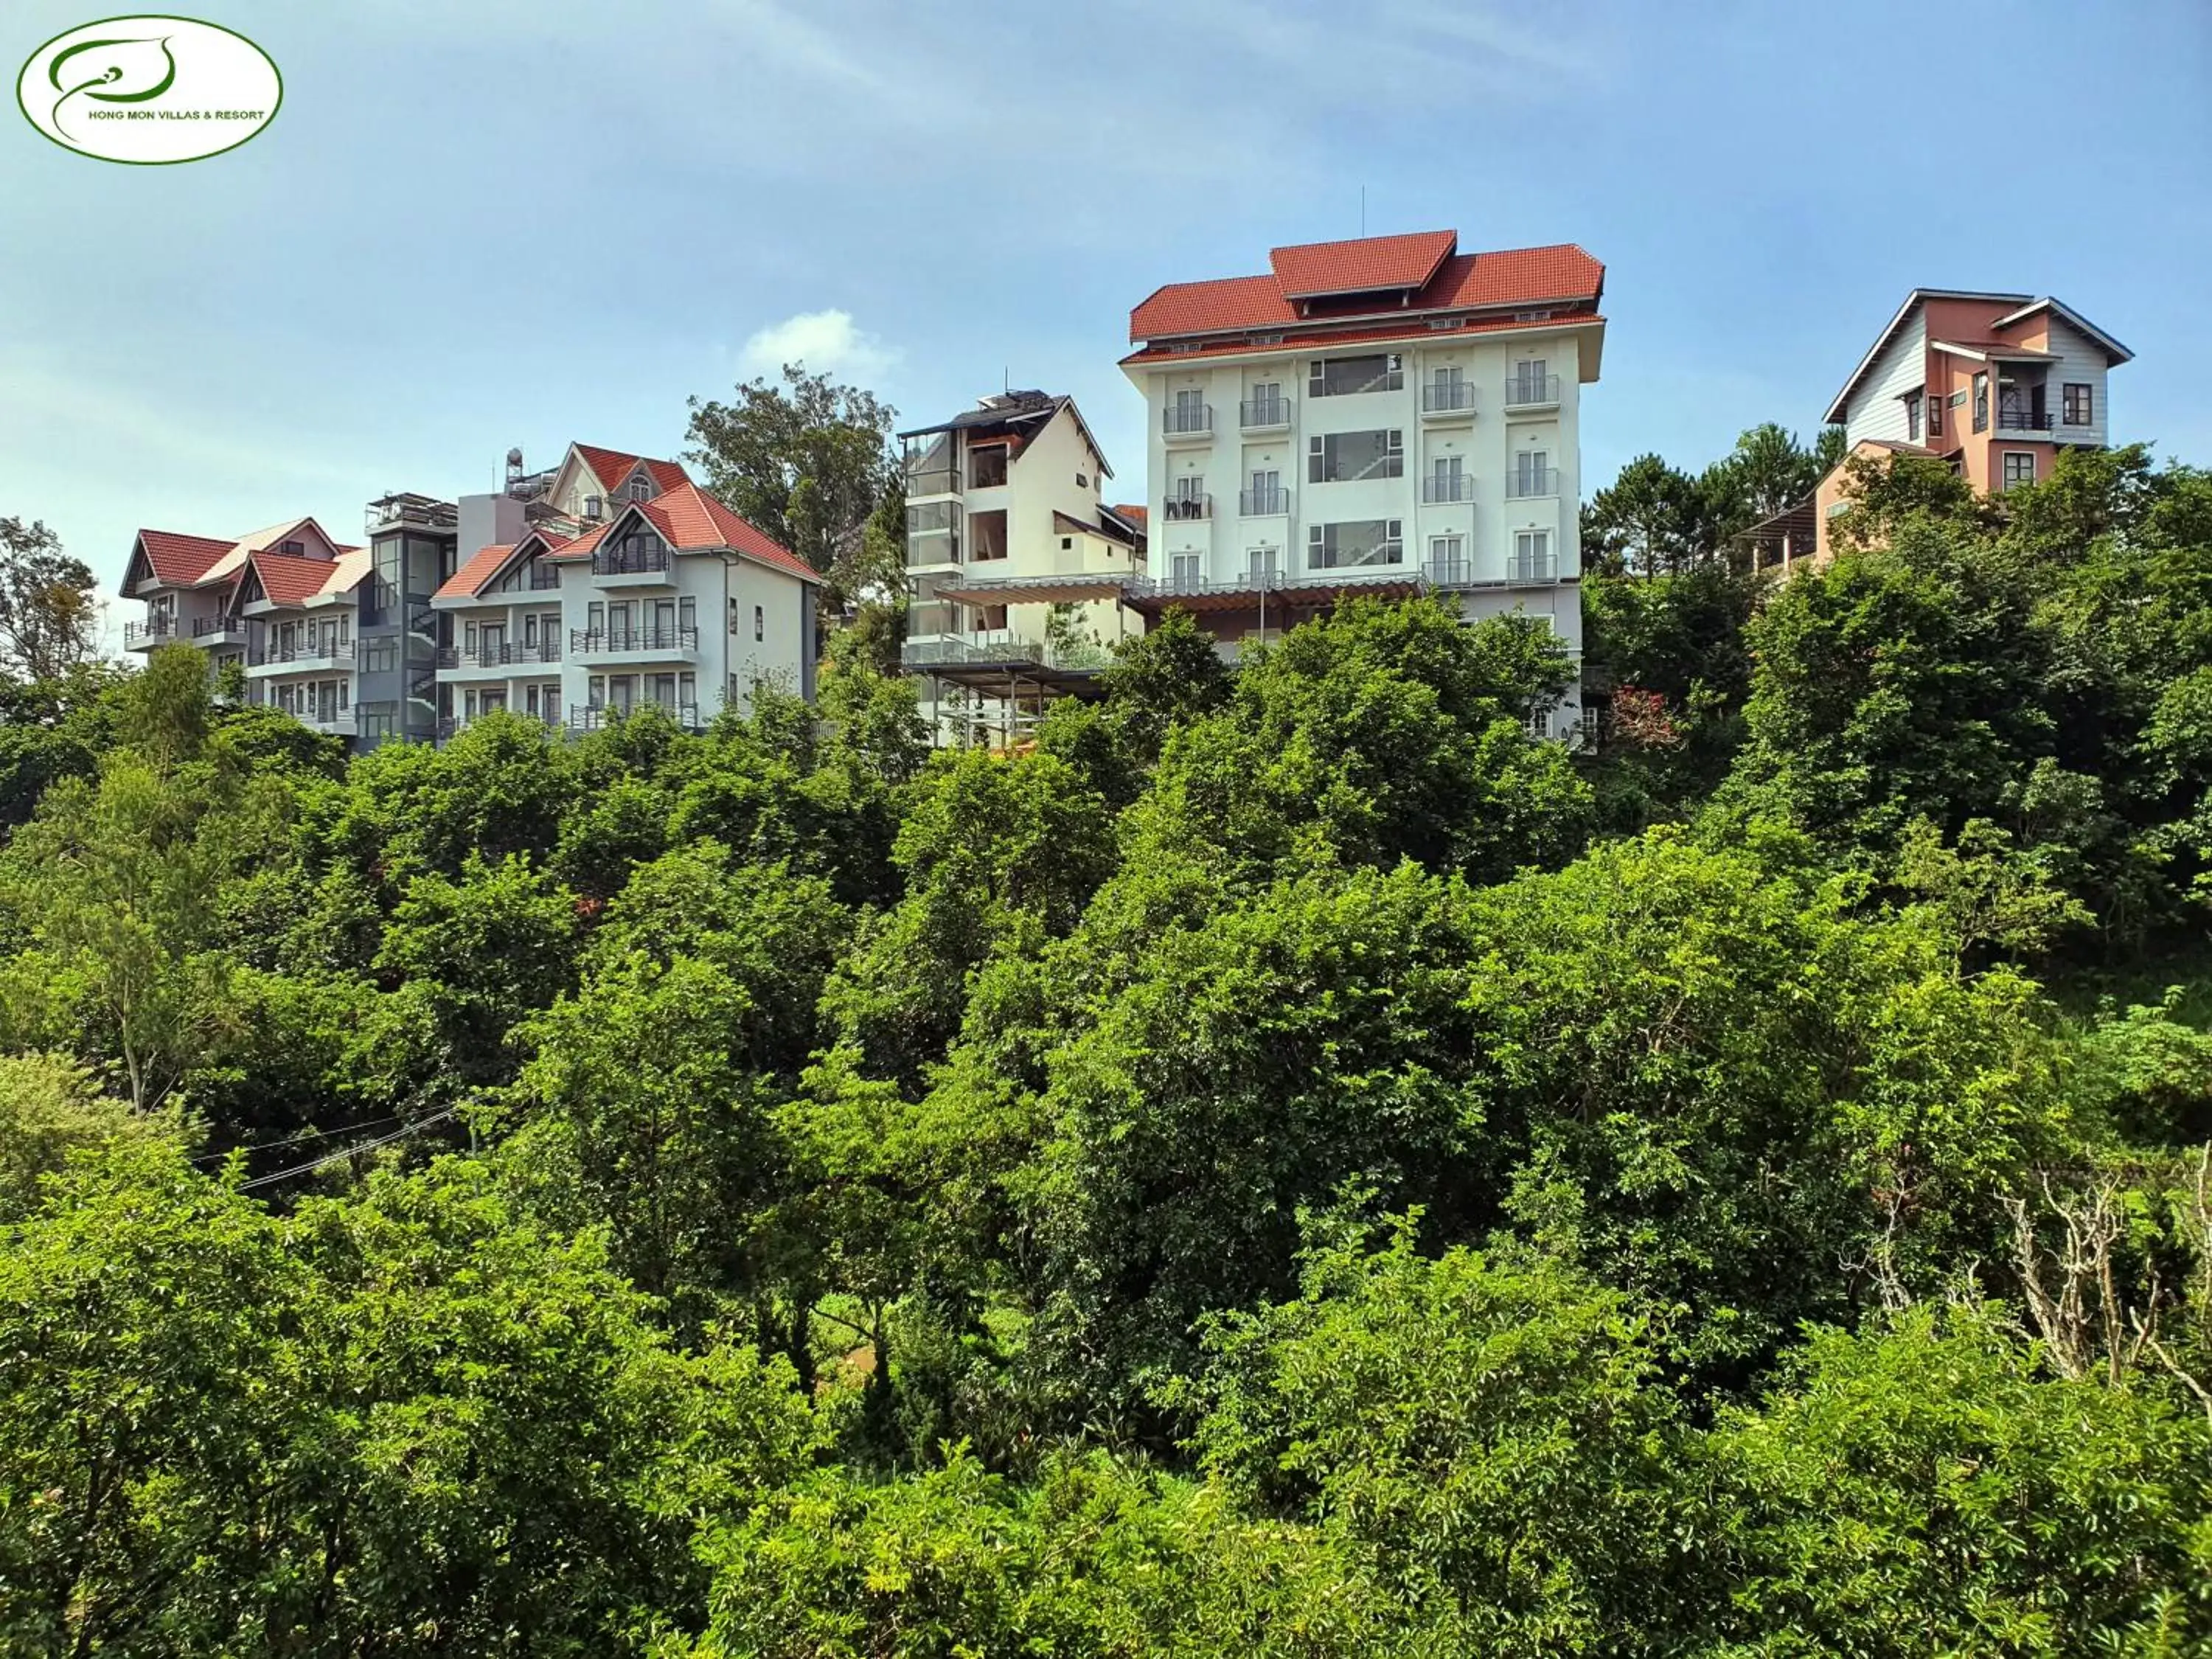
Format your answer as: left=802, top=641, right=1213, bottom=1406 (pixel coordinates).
left=1121, top=228, right=1606, bottom=737
left=121, top=439, right=818, bottom=748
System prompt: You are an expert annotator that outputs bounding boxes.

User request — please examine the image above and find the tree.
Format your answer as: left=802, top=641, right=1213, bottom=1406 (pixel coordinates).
left=1700, top=421, right=1830, bottom=541
left=1581, top=453, right=1708, bottom=577
left=684, top=364, right=897, bottom=604
left=0, top=515, right=100, bottom=682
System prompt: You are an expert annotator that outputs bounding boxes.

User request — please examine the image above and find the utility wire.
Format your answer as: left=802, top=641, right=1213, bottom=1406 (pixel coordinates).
left=236, top=1109, right=459, bottom=1192
left=193, top=1113, right=408, bottom=1163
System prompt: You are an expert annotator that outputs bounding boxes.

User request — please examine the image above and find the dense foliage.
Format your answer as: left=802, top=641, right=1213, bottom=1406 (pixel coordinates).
left=7, top=448, right=2212, bottom=1652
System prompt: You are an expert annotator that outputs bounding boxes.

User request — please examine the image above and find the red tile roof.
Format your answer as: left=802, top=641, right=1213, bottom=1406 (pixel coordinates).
left=1113, top=504, right=1148, bottom=527
left=573, top=444, right=690, bottom=495
left=647, top=483, right=818, bottom=582
left=1130, top=237, right=1604, bottom=343
left=251, top=550, right=364, bottom=606
left=134, top=529, right=237, bottom=585
left=644, top=458, right=691, bottom=491
left=436, top=543, right=515, bottom=602
left=1270, top=229, right=1457, bottom=299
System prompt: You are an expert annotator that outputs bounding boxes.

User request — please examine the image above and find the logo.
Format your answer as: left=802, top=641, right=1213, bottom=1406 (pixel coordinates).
left=17, top=15, right=279, bottom=164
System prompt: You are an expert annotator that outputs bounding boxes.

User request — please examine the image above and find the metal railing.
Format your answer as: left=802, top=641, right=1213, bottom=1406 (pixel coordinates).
left=435, top=640, right=562, bottom=669
left=569, top=625, right=699, bottom=655
left=1133, top=560, right=1412, bottom=599
left=1506, top=467, right=1561, bottom=499
left=1425, top=558, right=1472, bottom=587
left=569, top=701, right=700, bottom=731
left=366, top=494, right=459, bottom=535
left=251, top=639, right=352, bottom=667
left=1422, top=474, right=1473, bottom=503
left=192, top=614, right=243, bottom=637
left=1164, top=494, right=1213, bottom=522
left=1504, top=374, right=1562, bottom=407
left=1239, top=485, right=1290, bottom=515
left=591, top=543, right=672, bottom=577
left=1422, top=381, right=1477, bottom=414
left=1996, top=407, right=2056, bottom=432
left=1239, top=396, right=1291, bottom=428
left=1506, top=553, right=1561, bottom=583
left=123, top=619, right=178, bottom=647
left=905, top=467, right=961, bottom=497
left=1163, top=403, right=1214, bottom=437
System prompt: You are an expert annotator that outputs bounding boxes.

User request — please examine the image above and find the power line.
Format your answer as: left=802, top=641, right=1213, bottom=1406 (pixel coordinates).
left=236, top=1109, right=459, bottom=1192
left=193, top=1113, right=408, bottom=1163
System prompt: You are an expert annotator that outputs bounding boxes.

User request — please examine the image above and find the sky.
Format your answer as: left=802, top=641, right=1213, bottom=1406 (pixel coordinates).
left=4, top=0, right=2208, bottom=639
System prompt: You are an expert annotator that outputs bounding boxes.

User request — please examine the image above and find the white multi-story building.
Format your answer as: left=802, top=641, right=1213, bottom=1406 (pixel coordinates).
left=898, top=390, right=1146, bottom=743
left=431, top=447, right=819, bottom=734
left=1120, top=229, right=1605, bottom=733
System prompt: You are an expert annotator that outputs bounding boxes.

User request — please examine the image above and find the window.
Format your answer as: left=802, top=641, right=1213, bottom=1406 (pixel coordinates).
left=359, top=636, right=396, bottom=675
left=358, top=701, right=399, bottom=740
left=1512, top=529, right=1554, bottom=580
left=1905, top=391, right=1923, bottom=442
left=754, top=605, right=765, bottom=642
left=629, top=476, right=652, bottom=501
left=1245, top=467, right=1284, bottom=515
left=1307, top=429, right=1403, bottom=483
left=1427, top=455, right=1467, bottom=501
left=280, top=538, right=305, bottom=556
left=1972, top=372, right=1989, bottom=434
left=1512, top=451, right=1555, bottom=498
left=1076, top=472, right=1089, bottom=489
left=1169, top=389, right=1209, bottom=434
left=1245, top=380, right=1286, bottom=425
left=1307, top=353, right=1402, bottom=397
left=1927, top=387, right=1942, bottom=437
left=1060, top=536, right=1073, bottom=551
left=1509, top=358, right=1554, bottom=403
left=584, top=495, right=604, bottom=521
left=2001, top=451, right=2038, bottom=491
left=1169, top=552, right=1203, bottom=590
left=1307, top=519, right=1403, bottom=569
left=969, top=445, right=1009, bottom=488
left=679, top=596, right=696, bottom=636
left=1429, top=533, right=1466, bottom=579
left=2064, top=383, right=2093, bottom=426
left=1248, top=546, right=1281, bottom=583
left=969, top=509, right=1009, bottom=561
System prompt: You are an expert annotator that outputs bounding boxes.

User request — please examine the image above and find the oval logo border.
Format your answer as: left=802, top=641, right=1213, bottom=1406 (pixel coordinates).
left=15, top=13, right=282, bottom=165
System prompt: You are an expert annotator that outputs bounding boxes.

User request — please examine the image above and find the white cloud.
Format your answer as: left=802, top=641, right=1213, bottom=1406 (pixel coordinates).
left=738, top=309, right=902, bottom=380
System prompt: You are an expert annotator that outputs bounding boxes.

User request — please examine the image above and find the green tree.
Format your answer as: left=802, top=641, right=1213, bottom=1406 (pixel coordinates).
left=0, top=515, right=100, bottom=682
left=1581, top=452, right=1708, bottom=577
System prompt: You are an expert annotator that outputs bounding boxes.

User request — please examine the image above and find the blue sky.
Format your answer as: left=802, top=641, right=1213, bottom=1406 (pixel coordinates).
left=4, top=0, right=2208, bottom=630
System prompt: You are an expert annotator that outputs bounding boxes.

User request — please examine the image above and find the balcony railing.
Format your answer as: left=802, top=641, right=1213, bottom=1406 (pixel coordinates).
left=1996, top=407, right=2056, bottom=432
left=1504, top=374, right=1562, bottom=408
left=1163, top=404, right=1214, bottom=438
left=1163, top=494, right=1214, bottom=522
left=569, top=625, right=699, bottom=656
left=1239, top=486, right=1290, bottom=516
left=570, top=701, right=701, bottom=732
left=905, top=467, right=960, bottom=498
left=1425, top=558, right=1473, bottom=587
left=1422, top=381, right=1477, bottom=415
left=366, top=494, right=459, bottom=535
left=1506, top=467, right=1561, bottom=499
left=192, top=614, right=243, bottom=637
left=435, top=640, right=562, bottom=669
left=1134, top=560, right=1411, bottom=599
left=1507, top=553, right=1561, bottom=583
left=1239, top=396, right=1292, bottom=429
left=251, top=639, right=352, bottom=667
left=1422, top=474, right=1473, bottom=503
left=123, top=619, right=178, bottom=647
left=591, top=543, right=672, bottom=577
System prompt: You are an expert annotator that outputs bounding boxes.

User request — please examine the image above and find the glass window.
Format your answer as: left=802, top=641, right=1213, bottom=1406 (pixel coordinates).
left=1927, top=389, right=1942, bottom=436
left=2001, top=451, right=2037, bottom=491
left=969, top=445, right=1009, bottom=487
left=1512, top=529, right=1554, bottom=580
left=2063, top=383, right=2093, bottom=425
left=1972, top=372, right=1990, bottom=434
left=1307, top=429, right=1404, bottom=483
left=1307, top=519, right=1403, bottom=569
left=754, top=605, right=765, bottom=642
left=1905, top=392, right=1922, bottom=442
left=1307, top=354, right=1402, bottom=397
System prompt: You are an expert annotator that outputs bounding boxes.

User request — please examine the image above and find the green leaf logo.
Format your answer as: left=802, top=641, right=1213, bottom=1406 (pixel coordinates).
left=16, top=17, right=282, bottom=165
left=48, top=35, right=176, bottom=138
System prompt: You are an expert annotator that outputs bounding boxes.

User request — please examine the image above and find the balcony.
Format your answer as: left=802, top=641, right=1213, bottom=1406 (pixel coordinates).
left=1506, top=552, right=1561, bottom=583
left=366, top=493, right=459, bottom=536
left=591, top=543, right=672, bottom=580
left=1996, top=406, right=2056, bottom=434
left=1420, top=381, right=1478, bottom=420
left=123, top=619, right=178, bottom=650
left=1503, top=374, right=1562, bottom=411
left=569, top=625, right=700, bottom=661
left=192, top=614, right=248, bottom=644
left=1425, top=557, right=1474, bottom=588
left=1163, top=404, right=1214, bottom=445
left=1506, top=467, right=1561, bottom=500
left=1163, top=494, right=1214, bottom=523
left=1239, top=485, right=1291, bottom=517
left=1239, top=395, right=1293, bottom=432
left=249, top=639, right=353, bottom=673
left=905, top=467, right=960, bottom=499
left=570, top=701, right=702, bottom=733
left=1422, top=475, right=1474, bottom=504
left=435, top=640, right=563, bottom=670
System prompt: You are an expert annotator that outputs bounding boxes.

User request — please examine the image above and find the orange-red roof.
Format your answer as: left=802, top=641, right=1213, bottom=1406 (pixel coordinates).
left=1111, top=503, right=1147, bottom=527
left=133, top=529, right=236, bottom=585
left=573, top=443, right=689, bottom=495
left=436, top=543, right=515, bottom=602
left=543, top=483, right=817, bottom=583
left=1270, top=229, right=1457, bottom=299
left=1130, top=237, right=1604, bottom=342
left=1123, top=304, right=1604, bottom=369
left=250, top=550, right=365, bottom=606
